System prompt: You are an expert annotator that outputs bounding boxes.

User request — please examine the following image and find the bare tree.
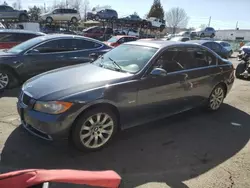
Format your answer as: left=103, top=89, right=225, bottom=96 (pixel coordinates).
left=199, top=24, right=207, bottom=29
left=69, top=0, right=82, bottom=11
left=16, top=0, right=22, bottom=9
left=12, top=2, right=17, bottom=9
left=82, top=0, right=89, bottom=21
left=165, top=7, right=189, bottom=34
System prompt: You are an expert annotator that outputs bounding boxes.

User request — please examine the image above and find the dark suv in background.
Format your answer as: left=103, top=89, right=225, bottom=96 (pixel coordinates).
left=0, top=5, right=28, bottom=21
left=0, top=29, right=45, bottom=49
left=87, top=9, right=118, bottom=20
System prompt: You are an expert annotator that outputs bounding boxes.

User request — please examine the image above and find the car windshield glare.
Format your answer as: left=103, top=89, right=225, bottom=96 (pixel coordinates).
left=107, top=36, right=118, bottom=43
left=7, top=37, right=46, bottom=54
left=93, top=44, right=158, bottom=74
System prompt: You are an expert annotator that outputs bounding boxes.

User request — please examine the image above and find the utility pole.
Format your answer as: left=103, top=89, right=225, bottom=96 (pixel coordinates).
left=236, top=21, right=238, bottom=30
left=208, top=16, right=211, bottom=27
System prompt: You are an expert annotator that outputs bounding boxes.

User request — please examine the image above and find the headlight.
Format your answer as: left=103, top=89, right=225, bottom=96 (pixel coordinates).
left=34, top=101, right=73, bottom=114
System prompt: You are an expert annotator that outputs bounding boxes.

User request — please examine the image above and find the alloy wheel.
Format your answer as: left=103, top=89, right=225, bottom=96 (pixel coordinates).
left=80, top=113, right=114, bottom=149
left=209, top=87, right=224, bottom=110
left=0, top=72, right=9, bottom=90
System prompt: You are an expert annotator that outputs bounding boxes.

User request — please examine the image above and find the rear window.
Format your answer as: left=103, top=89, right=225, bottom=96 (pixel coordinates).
left=0, top=33, right=38, bottom=43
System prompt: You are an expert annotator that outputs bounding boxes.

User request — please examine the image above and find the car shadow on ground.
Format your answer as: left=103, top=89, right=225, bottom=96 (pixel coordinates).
left=0, top=87, right=20, bottom=98
left=1, top=104, right=250, bottom=188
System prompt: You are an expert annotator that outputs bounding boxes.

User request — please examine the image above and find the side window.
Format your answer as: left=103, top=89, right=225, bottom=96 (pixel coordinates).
left=186, top=47, right=209, bottom=68
left=203, top=42, right=212, bottom=49
left=5, top=6, right=13, bottom=11
left=211, top=42, right=221, bottom=52
left=15, top=33, right=37, bottom=42
left=0, top=33, right=16, bottom=42
left=182, top=38, right=190, bottom=42
left=34, top=39, right=75, bottom=53
left=72, top=39, right=102, bottom=50
left=118, top=38, right=125, bottom=44
left=153, top=48, right=186, bottom=73
left=72, top=9, right=77, bottom=13
left=206, top=50, right=217, bottom=66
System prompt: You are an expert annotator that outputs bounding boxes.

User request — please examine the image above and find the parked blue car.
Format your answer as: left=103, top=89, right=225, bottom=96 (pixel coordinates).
left=0, top=34, right=112, bottom=91
left=87, top=9, right=118, bottom=20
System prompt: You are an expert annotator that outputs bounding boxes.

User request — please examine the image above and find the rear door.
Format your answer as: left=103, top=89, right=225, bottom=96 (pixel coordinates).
left=179, top=46, right=220, bottom=106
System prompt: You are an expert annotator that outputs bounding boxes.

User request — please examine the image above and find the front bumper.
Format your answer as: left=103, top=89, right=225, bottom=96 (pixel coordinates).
left=17, top=93, right=81, bottom=141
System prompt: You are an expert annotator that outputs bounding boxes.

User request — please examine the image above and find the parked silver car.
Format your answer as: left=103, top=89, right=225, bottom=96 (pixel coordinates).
left=0, top=5, right=28, bottom=21
left=195, top=27, right=216, bottom=38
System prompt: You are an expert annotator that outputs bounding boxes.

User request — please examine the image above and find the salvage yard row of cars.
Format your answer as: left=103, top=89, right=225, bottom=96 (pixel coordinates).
left=0, top=30, right=235, bottom=152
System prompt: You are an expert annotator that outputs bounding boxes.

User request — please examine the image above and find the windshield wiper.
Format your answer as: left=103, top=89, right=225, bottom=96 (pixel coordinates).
left=108, top=57, right=123, bottom=71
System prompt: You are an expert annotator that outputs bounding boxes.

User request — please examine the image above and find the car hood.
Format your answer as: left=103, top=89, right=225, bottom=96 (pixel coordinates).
left=0, top=51, right=18, bottom=58
left=22, top=63, right=133, bottom=101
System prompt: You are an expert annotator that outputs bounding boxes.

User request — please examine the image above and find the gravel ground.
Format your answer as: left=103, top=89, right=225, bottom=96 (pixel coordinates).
left=0, top=57, right=250, bottom=188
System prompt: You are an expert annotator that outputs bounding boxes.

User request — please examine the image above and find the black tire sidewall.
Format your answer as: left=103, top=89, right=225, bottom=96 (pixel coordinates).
left=46, top=17, right=53, bottom=23
left=71, top=17, right=77, bottom=23
left=71, top=107, right=118, bottom=152
left=235, top=62, right=246, bottom=78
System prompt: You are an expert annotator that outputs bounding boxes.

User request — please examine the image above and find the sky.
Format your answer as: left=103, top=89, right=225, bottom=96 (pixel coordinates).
left=3, top=0, right=250, bottom=30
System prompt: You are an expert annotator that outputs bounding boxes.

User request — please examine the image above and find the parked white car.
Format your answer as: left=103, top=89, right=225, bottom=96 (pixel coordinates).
left=146, top=17, right=165, bottom=29
left=40, top=8, right=81, bottom=23
left=114, top=28, right=139, bottom=37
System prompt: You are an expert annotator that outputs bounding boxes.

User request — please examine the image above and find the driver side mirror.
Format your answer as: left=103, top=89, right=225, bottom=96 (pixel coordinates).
left=89, top=53, right=99, bottom=61
left=150, top=67, right=167, bottom=77
left=26, top=49, right=40, bottom=55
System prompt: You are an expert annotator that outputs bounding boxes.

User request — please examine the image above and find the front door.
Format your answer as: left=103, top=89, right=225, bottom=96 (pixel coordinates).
left=136, top=47, right=193, bottom=122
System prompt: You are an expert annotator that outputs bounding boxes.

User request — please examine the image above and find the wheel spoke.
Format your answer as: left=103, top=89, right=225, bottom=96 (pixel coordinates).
left=99, top=134, right=105, bottom=142
left=85, top=135, right=94, bottom=146
left=82, top=125, right=91, bottom=130
left=96, top=113, right=101, bottom=123
left=88, top=117, right=95, bottom=125
left=102, top=121, right=113, bottom=129
left=100, top=114, right=109, bottom=124
left=80, top=132, right=91, bottom=139
left=93, top=135, right=98, bottom=146
left=101, top=129, right=112, bottom=135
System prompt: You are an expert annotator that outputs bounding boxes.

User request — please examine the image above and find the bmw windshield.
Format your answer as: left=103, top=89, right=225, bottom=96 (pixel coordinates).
left=7, top=36, right=46, bottom=54
left=93, top=44, right=158, bottom=74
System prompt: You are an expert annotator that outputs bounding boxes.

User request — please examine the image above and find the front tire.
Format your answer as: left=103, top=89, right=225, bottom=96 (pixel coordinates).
left=200, top=33, right=205, bottom=38
left=71, top=107, right=118, bottom=151
left=46, top=17, right=53, bottom=23
left=207, top=84, right=225, bottom=111
left=235, top=62, right=246, bottom=78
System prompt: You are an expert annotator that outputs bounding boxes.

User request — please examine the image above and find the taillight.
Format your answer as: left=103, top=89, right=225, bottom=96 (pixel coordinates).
left=110, top=43, right=116, bottom=46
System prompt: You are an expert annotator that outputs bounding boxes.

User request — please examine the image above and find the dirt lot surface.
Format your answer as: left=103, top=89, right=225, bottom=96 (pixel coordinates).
left=0, top=57, right=250, bottom=188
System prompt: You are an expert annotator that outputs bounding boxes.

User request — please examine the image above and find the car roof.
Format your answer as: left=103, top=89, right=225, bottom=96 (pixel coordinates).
left=0, top=29, right=45, bottom=35
left=114, top=35, right=137, bottom=38
left=187, top=40, right=215, bottom=45
left=34, top=34, right=104, bottom=43
left=126, top=40, right=190, bottom=49
left=215, top=41, right=229, bottom=44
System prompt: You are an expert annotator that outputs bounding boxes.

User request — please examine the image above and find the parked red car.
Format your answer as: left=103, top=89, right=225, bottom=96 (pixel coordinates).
left=82, top=26, right=113, bottom=40
left=104, top=35, right=138, bottom=47
left=0, top=29, right=45, bottom=49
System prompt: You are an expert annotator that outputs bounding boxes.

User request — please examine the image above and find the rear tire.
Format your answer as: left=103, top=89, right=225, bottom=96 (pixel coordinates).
left=207, top=84, right=226, bottom=111
left=71, top=107, right=118, bottom=152
left=200, top=33, right=205, bottom=38
left=210, top=33, right=215, bottom=38
left=0, top=68, right=15, bottom=92
left=235, top=62, right=246, bottom=78
left=19, top=14, right=28, bottom=22
left=95, top=15, right=100, bottom=21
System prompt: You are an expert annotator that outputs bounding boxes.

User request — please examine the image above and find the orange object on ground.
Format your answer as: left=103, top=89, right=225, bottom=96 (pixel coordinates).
left=0, top=169, right=121, bottom=188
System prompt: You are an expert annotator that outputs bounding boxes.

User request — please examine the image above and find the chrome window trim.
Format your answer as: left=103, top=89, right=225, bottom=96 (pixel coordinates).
left=23, top=38, right=104, bottom=55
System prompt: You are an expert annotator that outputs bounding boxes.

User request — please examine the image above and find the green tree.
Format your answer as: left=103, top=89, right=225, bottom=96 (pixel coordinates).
left=28, top=6, right=42, bottom=21
left=147, top=0, right=164, bottom=19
